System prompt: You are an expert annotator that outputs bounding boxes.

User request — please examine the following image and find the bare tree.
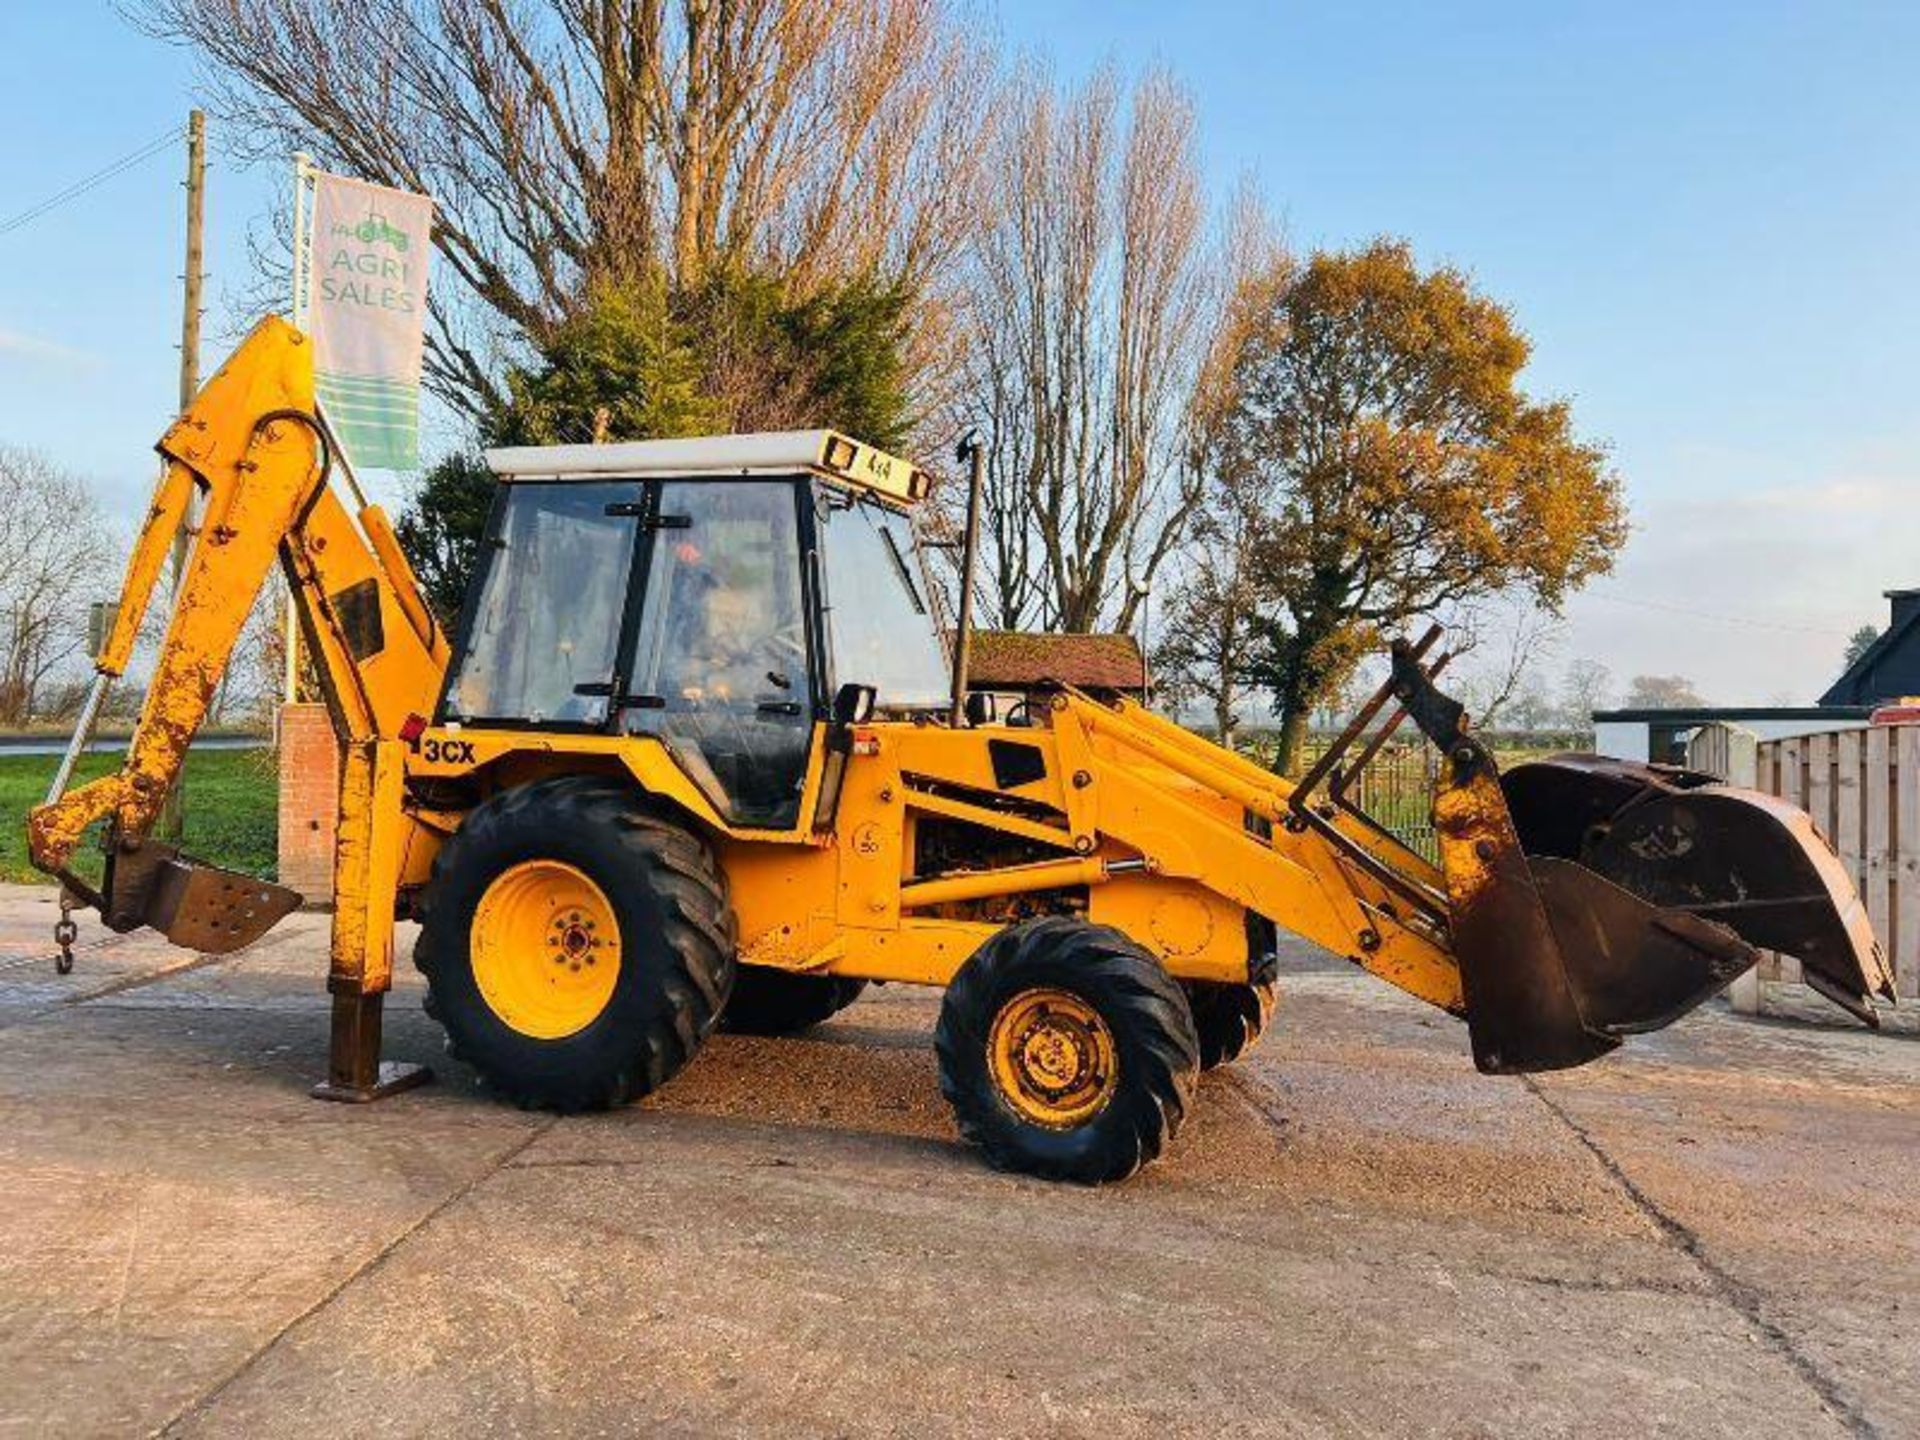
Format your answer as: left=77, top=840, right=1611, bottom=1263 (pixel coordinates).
left=0, top=446, right=116, bottom=725
left=138, top=0, right=989, bottom=420
left=1502, top=680, right=1558, bottom=733
left=1558, top=657, right=1613, bottom=731
left=956, top=65, right=1234, bottom=633
left=200, top=590, right=288, bottom=728
left=965, top=379, right=1045, bottom=631
left=1156, top=484, right=1263, bottom=750
left=1445, top=595, right=1566, bottom=728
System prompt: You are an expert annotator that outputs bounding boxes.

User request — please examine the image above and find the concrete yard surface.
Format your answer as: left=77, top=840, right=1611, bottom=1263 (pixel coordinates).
left=0, top=881, right=1915, bottom=1438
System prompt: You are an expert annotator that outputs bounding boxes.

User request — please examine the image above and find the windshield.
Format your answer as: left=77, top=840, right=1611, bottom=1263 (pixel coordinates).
left=817, top=488, right=950, bottom=708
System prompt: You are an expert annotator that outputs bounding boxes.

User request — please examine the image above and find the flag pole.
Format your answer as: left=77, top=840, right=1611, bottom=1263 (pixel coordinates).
left=284, top=152, right=311, bottom=704
left=290, top=151, right=311, bottom=327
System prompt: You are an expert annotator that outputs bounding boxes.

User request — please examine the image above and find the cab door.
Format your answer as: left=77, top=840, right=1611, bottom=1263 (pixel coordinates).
left=619, top=479, right=814, bottom=829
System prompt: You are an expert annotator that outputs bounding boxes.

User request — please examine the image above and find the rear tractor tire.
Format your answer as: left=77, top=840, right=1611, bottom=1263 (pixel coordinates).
left=935, top=917, right=1200, bottom=1184
left=723, top=965, right=867, bottom=1036
left=1183, top=979, right=1278, bottom=1070
left=414, top=778, right=736, bottom=1112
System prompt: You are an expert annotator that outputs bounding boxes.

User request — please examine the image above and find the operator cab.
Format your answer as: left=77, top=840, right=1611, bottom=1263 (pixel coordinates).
left=440, top=430, right=950, bottom=829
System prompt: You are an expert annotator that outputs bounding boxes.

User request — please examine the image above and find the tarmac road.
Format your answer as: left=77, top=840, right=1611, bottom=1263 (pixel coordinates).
left=0, top=881, right=1914, bottom=1438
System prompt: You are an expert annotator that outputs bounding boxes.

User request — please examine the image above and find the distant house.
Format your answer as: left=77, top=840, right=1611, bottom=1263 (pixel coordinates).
left=964, top=630, right=1148, bottom=704
left=1822, top=588, right=1920, bottom=707
left=1592, top=705, right=1870, bottom=766
left=1590, top=588, right=1920, bottom=765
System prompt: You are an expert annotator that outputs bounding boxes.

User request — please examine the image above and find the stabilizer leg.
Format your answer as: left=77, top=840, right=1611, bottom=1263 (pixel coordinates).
left=310, top=739, right=431, bottom=1103
left=312, top=991, right=431, bottom=1103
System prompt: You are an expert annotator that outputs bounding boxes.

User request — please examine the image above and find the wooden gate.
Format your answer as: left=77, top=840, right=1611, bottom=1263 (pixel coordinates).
left=1737, top=726, right=1919, bottom=1014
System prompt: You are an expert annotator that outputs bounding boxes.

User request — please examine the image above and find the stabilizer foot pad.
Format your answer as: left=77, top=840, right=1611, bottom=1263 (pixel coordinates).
left=311, top=1061, right=433, bottom=1104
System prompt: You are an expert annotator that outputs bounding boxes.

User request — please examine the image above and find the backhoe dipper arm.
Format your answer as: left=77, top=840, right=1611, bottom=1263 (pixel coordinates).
left=30, top=320, right=323, bottom=878
left=27, top=316, right=448, bottom=1007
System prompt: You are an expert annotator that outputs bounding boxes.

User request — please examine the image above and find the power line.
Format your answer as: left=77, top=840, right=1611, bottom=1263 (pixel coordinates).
left=0, top=126, right=184, bottom=238
left=1583, top=588, right=1853, bottom=638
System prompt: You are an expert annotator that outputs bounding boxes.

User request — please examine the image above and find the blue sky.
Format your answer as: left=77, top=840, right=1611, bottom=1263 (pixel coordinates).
left=2, top=2, right=1915, bottom=703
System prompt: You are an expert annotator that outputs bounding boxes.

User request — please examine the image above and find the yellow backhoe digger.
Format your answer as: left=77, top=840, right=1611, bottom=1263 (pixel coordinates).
left=27, top=317, right=1895, bottom=1182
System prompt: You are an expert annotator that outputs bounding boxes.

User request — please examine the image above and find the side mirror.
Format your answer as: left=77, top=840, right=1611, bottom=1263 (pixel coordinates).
left=833, top=682, right=876, bottom=727
left=963, top=690, right=996, bottom=727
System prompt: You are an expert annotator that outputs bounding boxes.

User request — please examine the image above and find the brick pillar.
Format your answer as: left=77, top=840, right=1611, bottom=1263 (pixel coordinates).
left=277, top=702, right=340, bottom=907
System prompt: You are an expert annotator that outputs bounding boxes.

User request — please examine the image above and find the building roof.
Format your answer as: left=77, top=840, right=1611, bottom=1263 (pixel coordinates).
left=1594, top=706, right=1871, bottom=724
left=1822, top=587, right=1920, bottom=706
left=965, top=630, right=1147, bottom=692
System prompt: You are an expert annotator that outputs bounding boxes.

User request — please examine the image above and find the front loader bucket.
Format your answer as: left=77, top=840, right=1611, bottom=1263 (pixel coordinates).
left=1426, top=733, right=1763, bottom=1072
left=1346, top=635, right=1892, bottom=1074
left=1505, top=757, right=1894, bottom=1024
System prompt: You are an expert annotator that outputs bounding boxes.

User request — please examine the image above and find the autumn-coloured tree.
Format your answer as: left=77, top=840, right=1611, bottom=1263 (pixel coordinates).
left=1624, top=674, right=1708, bottom=709
left=1207, top=240, right=1627, bottom=774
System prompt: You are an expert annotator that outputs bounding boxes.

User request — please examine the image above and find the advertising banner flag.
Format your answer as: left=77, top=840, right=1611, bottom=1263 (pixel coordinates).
left=303, top=169, right=432, bottom=470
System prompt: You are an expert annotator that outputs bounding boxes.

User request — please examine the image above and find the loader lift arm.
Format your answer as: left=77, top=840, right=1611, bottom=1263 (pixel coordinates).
left=28, top=315, right=449, bottom=1097
left=1019, top=632, right=1894, bottom=1069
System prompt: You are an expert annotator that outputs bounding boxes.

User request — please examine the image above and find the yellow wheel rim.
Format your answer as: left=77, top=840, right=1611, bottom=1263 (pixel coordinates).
left=987, top=987, right=1119, bottom=1129
left=470, top=860, right=621, bottom=1039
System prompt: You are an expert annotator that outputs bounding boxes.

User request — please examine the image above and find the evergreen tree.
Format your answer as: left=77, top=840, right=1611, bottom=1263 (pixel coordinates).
left=395, top=269, right=919, bottom=619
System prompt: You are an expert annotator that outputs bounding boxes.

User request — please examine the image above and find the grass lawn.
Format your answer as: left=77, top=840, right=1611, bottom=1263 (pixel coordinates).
left=0, top=749, right=278, bottom=885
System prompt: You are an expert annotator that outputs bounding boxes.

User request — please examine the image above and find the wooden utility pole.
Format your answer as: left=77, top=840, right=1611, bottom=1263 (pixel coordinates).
left=159, top=109, right=206, bottom=841
left=178, top=110, right=205, bottom=409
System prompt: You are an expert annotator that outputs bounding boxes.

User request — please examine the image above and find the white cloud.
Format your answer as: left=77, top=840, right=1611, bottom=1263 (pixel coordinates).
left=0, top=327, right=99, bottom=368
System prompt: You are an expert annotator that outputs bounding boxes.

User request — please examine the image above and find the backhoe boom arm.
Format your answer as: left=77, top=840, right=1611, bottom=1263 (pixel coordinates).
left=27, top=318, right=448, bottom=1050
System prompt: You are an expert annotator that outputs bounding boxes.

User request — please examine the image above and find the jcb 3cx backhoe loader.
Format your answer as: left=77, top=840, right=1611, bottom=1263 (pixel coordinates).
left=27, top=317, right=1895, bottom=1182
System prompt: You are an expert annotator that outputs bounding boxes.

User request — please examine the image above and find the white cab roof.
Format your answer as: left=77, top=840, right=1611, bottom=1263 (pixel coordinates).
left=483, top=429, right=930, bottom=504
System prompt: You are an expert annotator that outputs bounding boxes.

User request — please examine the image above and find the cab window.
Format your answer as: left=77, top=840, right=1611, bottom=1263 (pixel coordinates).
left=817, top=489, right=950, bottom=708
left=444, top=482, right=638, bottom=726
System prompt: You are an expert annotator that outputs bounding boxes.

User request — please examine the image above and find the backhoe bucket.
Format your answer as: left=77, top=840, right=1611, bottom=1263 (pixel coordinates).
left=94, top=837, right=302, bottom=955
left=1355, top=636, right=1892, bottom=1073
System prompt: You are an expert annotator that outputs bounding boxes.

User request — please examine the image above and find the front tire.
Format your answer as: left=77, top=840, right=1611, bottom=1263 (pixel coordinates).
left=414, top=778, right=736, bottom=1111
left=935, top=917, right=1199, bottom=1184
